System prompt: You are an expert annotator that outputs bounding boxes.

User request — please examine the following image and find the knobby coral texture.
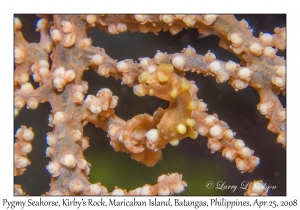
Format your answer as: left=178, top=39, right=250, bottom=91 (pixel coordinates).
left=14, top=14, right=286, bottom=196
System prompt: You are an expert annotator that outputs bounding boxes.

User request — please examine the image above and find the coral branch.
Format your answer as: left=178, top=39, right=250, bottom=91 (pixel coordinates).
left=14, top=14, right=286, bottom=195
left=14, top=126, right=34, bottom=176
left=244, top=180, right=269, bottom=196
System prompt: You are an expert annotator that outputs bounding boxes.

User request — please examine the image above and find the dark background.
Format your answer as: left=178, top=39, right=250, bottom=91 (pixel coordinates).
left=14, top=14, right=286, bottom=195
